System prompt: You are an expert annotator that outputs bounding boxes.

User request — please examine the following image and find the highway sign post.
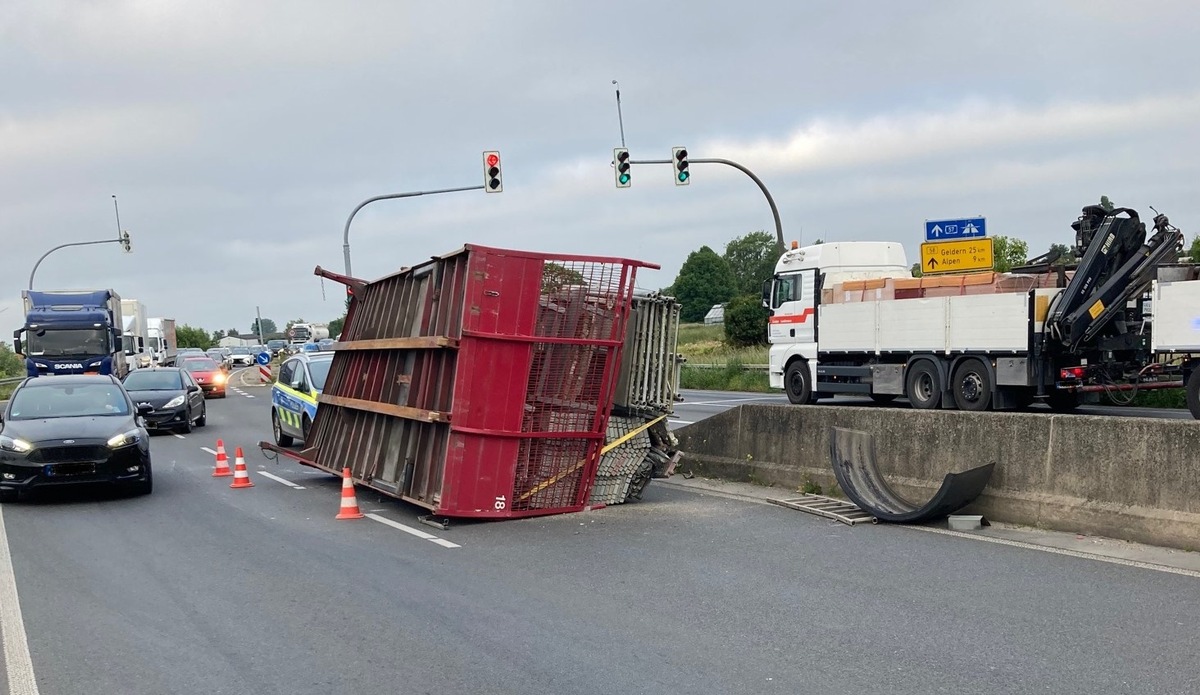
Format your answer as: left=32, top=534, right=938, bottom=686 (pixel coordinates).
left=925, top=217, right=986, bottom=242
left=257, top=351, right=272, bottom=383
left=920, top=238, right=994, bottom=275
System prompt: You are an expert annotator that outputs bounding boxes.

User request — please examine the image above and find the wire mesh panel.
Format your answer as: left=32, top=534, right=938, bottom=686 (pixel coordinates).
left=302, top=244, right=656, bottom=519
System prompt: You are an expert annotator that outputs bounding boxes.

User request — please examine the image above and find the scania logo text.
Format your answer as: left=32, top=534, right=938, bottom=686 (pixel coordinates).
left=54, top=363, right=85, bottom=369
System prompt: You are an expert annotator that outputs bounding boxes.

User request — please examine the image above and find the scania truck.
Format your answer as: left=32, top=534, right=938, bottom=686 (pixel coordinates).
left=14, top=289, right=128, bottom=378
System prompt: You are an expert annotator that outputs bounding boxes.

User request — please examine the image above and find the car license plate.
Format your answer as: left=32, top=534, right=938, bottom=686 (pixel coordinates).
left=44, top=462, right=97, bottom=477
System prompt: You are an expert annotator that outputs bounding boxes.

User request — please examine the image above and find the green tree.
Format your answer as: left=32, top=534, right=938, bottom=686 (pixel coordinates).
left=911, top=262, right=923, bottom=278
left=1188, top=236, right=1200, bottom=264
left=723, top=231, right=778, bottom=297
left=672, top=246, right=736, bottom=323
left=328, top=316, right=345, bottom=340
left=251, top=318, right=277, bottom=335
left=0, top=341, right=24, bottom=377
left=1048, top=242, right=1077, bottom=266
left=723, top=294, right=769, bottom=347
left=542, top=262, right=586, bottom=293
left=176, top=324, right=212, bottom=349
left=991, top=235, right=1029, bottom=272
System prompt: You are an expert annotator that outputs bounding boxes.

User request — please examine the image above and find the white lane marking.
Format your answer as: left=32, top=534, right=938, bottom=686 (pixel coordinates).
left=911, top=526, right=1200, bottom=579
left=255, top=471, right=306, bottom=490
left=668, top=419, right=695, bottom=425
left=365, top=513, right=461, bottom=549
left=201, top=447, right=217, bottom=456
left=0, top=507, right=41, bottom=695
left=244, top=394, right=255, bottom=399
left=173, top=433, right=186, bottom=440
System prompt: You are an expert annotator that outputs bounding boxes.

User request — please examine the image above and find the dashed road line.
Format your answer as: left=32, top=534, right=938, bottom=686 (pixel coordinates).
left=668, top=418, right=695, bottom=425
left=255, top=470, right=306, bottom=489
left=173, top=433, right=186, bottom=440
left=201, top=447, right=217, bottom=456
left=0, top=507, right=41, bottom=695
left=365, top=513, right=461, bottom=549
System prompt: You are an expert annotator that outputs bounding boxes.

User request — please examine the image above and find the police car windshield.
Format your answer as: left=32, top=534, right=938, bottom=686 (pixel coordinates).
left=308, top=358, right=332, bottom=391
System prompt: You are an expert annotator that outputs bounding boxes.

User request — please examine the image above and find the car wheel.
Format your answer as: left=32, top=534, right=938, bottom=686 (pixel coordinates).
left=302, top=415, right=312, bottom=442
left=272, top=409, right=294, bottom=447
left=196, top=403, right=207, bottom=427
left=178, top=411, right=193, bottom=434
left=217, top=390, right=227, bottom=399
left=130, top=462, right=153, bottom=496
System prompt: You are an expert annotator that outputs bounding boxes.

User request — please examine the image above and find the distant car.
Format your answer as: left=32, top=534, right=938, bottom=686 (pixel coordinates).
left=317, top=338, right=336, bottom=351
left=122, top=367, right=207, bottom=434
left=267, top=340, right=287, bottom=356
left=0, top=374, right=153, bottom=500
left=204, top=348, right=230, bottom=370
left=228, top=346, right=255, bottom=367
left=178, top=347, right=205, bottom=358
left=270, top=351, right=335, bottom=446
left=180, top=356, right=227, bottom=398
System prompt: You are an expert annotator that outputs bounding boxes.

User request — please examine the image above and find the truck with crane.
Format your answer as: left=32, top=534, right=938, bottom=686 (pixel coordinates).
left=14, top=289, right=128, bottom=379
left=763, top=203, right=1200, bottom=418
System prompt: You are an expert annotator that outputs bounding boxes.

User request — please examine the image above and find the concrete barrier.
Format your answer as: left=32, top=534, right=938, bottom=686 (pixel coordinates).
left=672, top=405, right=1200, bottom=551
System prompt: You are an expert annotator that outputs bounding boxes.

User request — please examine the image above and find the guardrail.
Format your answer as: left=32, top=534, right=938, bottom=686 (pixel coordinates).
left=0, top=376, right=24, bottom=386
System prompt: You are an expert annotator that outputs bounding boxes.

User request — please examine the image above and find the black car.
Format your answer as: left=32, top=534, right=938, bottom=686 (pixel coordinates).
left=122, top=367, right=207, bottom=434
left=0, top=374, right=153, bottom=500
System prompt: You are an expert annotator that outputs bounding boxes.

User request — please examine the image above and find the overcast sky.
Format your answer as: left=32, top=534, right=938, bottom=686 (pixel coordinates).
left=4, top=0, right=1199, bottom=337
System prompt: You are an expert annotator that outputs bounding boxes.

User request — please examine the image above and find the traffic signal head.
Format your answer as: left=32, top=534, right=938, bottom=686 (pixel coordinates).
left=613, top=147, right=631, bottom=188
left=120, top=230, right=132, bottom=253
left=483, top=150, right=503, bottom=193
left=672, top=147, right=689, bottom=185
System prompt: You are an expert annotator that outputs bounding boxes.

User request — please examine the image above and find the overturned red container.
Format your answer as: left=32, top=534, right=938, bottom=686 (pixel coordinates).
left=266, top=244, right=658, bottom=519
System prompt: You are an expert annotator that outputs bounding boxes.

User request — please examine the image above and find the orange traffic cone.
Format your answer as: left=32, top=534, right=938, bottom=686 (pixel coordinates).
left=335, top=467, right=364, bottom=520
left=230, top=447, right=254, bottom=488
left=212, top=439, right=232, bottom=477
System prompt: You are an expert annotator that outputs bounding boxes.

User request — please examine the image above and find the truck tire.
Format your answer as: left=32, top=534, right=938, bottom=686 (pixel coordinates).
left=951, top=358, right=993, bottom=412
left=784, top=360, right=815, bottom=405
left=905, top=361, right=941, bottom=410
left=1187, top=371, right=1200, bottom=420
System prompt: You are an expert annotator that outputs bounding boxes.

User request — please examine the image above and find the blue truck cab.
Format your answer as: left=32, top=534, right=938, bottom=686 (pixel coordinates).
left=13, top=289, right=128, bottom=379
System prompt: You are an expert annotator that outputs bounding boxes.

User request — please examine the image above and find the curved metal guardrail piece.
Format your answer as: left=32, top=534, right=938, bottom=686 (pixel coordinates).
left=829, top=426, right=995, bottom=523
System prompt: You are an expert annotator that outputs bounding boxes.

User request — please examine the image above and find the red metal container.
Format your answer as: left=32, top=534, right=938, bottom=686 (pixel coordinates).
left=277, top=244, right=658, bottom=519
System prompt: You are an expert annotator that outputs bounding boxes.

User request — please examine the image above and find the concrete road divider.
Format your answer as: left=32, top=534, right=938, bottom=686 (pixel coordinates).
left=673, top=405, right=1200, bottom=551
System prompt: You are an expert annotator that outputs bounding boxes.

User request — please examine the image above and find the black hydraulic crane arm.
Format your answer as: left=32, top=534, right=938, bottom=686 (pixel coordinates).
left=1049, top=207, right=1183, bottom=352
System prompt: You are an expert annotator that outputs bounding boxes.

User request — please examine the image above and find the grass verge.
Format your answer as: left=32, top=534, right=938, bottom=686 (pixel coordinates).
left=679, top=362, right=772, bottom=393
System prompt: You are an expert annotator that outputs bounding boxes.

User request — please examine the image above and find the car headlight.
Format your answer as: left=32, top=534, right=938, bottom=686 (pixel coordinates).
left=164, top=395, right=185, bottom=408
left=107, top=430, right=142, bottom=448
left=213, top=373, right=226, bottom=384
left=0, top=435, right=33, bottom=454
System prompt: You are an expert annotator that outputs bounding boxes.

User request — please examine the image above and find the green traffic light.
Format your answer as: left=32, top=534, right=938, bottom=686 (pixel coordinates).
left=620, top=174, right=630, bottom=184
left=678, top=172, right=689, bottom=182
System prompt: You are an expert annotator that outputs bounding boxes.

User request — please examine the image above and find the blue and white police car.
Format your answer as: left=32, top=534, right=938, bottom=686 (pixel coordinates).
left=270, top=350, right=335, bottom=446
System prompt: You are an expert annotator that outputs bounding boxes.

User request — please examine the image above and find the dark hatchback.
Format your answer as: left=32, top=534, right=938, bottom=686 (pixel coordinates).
left=0, top=374, right=153, bottom=500
left=122, top=367, right=207, bottom=434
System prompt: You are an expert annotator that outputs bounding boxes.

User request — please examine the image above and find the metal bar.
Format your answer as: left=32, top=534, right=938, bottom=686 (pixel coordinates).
left=319, top=394, right=449, bottom=423
left=1072, top=380, right=1184, bottom=393
left=29, top=239, right=121, bottom=289
left=461, top=329, right=624, bottom=347
left=630, top=157, right=786, bottom=254
left=332, top=336, right=458, bottom=351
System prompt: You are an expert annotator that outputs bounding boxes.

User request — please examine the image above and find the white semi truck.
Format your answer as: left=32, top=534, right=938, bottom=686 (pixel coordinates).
left=146, top=317, right=178, bottom=366
left=764, top=204, right=1200, bottom=418
left=121, top=299, right=149, bottom=368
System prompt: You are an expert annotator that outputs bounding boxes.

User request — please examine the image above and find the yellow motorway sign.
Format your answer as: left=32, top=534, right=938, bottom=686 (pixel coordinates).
left=920, top=238, right=994, bottom=275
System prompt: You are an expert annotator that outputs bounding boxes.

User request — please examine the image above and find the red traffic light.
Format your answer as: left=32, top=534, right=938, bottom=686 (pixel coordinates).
left=486, top=153, right=499, bottom=168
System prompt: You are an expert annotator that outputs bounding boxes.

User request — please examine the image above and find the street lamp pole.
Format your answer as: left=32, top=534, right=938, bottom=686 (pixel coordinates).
left=342, top=185, right=484, bottom=277
left=630, top=157, right=786, bottom=254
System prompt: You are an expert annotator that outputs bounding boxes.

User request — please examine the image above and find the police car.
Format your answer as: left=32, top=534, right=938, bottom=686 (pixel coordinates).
left=270, top=350, right=334, bottom=446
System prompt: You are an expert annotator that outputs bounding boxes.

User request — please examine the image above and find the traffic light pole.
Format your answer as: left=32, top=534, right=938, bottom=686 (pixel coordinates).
left=342, top=185, right=484, bottom=276
left=630, top=157, right=786, bottom=254
left=29, top=238, right=125, bottom=290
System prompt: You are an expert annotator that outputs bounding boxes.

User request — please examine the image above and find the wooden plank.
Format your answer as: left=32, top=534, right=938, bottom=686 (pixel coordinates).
left=320, top=393, right=450, bottom=424
left=332, top=336, right=458, bottom=351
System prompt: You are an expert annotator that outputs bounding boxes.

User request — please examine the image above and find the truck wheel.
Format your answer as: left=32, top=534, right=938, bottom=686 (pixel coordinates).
left=905, top=361, right=942, bottom=409
left=272, top=410, right=294, bottom=447
left=1186, top=371, right=1200, bottom=420
left=784, top=360, right=815, bottom=405
left=952, top=358, right=993, bottom=412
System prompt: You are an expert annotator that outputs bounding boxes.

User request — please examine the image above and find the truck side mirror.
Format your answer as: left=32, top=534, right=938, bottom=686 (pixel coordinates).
left=761, top=279, right=772, bottom=309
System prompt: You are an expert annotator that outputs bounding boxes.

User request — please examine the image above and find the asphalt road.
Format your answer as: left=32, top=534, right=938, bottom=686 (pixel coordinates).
left=668, top=388, right=1193, bottom=428
left=1, top=368, right=1197, bottom=694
